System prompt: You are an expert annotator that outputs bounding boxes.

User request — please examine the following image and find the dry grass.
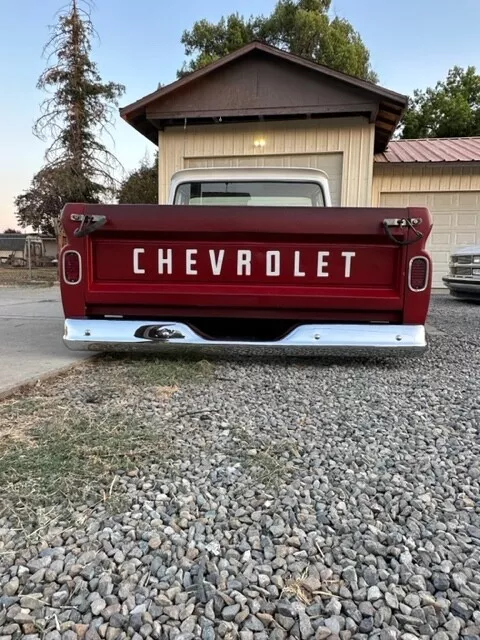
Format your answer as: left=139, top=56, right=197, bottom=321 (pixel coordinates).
left=282, top=568, right=342, bottom=605
left=0, top=397, right=159, bottom=522
left=229, top=424, right=300, bottom=490
left=0, top=265, right=58, bottom=287
left=0, top=355, right=215, bottom=530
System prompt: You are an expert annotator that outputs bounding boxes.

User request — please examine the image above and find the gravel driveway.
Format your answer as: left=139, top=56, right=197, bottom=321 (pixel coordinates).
left=0, top=296, right=479, bottom=640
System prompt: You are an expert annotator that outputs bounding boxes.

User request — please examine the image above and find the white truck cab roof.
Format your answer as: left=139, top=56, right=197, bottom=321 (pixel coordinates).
left=168, top=167, right=332, bottom=207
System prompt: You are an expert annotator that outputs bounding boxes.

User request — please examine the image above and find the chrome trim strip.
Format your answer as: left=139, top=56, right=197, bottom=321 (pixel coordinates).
left=408, top=256, right=429, bottom=292
left=442, top=277, right=480, bottom=294
left=63, top=319, right=427, bottom=357
left=62, top=250, right=82, bottom=286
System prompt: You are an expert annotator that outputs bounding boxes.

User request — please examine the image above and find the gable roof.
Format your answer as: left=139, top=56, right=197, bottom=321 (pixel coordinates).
left=375, top=137, right=480, bottom=163
left=120, top=41, right=408, bottom=153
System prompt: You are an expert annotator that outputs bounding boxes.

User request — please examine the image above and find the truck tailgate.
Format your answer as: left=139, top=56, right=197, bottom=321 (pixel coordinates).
left=62, top=204, right=431, bottom=321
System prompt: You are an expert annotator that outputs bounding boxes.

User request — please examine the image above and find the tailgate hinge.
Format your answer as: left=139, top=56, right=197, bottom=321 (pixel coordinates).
left=383, top=217, right=422, bottom=227
left=382, top=217, right=424, bottom=246
left=71, top=214, right=107, bottom=237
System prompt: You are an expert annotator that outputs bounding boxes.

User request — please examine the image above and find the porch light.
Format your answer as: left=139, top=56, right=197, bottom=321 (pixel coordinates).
left=254, top=138, right=266, bottom=148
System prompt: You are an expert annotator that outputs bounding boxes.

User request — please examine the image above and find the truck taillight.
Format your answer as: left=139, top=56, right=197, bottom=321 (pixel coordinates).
left=63, top=250, right=82, bottom=285
left=408, top=257, right=429, bottom=292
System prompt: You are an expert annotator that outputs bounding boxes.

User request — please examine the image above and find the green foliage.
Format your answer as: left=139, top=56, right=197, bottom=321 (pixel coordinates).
left=179, top=0, right=377, bottom=82
left=16, top=0, right=125, bottom=233
left=15, top=165, right=100, bottom=235
left=401, top=66, right=480, bottom=139
left=117, top=156, right=158, bottom=204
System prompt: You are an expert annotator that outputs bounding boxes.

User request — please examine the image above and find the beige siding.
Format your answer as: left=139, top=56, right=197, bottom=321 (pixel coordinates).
left=159, top=117, right=375, bottom=206
left=372, top=164, right=480, bottom=205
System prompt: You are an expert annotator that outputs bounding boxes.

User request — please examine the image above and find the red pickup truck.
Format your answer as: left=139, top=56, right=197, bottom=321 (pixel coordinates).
left=60, top=167, right=433, bottom=356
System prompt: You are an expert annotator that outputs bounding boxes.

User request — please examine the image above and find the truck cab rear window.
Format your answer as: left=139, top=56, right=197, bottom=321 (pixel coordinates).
left=174, top=181, right=325, bottom=207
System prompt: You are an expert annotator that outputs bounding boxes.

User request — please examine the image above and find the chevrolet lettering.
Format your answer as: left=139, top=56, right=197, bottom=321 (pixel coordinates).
left=59, top=167, right=433, bottom=357
left=131, top=248, right=356, bottom=279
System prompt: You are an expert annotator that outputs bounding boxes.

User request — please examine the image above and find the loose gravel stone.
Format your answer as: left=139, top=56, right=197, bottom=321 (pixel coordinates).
left=90, top=598, right=106, bottom=616
left=359, top=617, right=374, bottom=634
left=324, top=617, right=343, bottom=634
left=367, top=586, right=382, bottom=601
left=0, top=298, right=479, bottom=640
left=2, top=578, right=19, bottom=597
left=222, top=604, right=241, bottom=621
left=451, top=600, right=474, bottom=621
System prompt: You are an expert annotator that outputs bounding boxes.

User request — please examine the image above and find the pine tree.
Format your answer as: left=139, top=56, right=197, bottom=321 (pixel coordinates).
left=16, top=0, right=125, bottom=232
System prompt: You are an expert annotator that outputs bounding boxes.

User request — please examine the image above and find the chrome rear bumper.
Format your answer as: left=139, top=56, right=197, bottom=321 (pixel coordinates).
left=442, top=276, right=480, bottom=295
left=63, top=319, right=427, bottom=357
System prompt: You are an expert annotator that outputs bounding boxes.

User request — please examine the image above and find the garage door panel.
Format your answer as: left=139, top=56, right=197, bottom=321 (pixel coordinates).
left=380, top=190, right=480, bottom=287
left=185, top=153, right=343, bottom=206
left=431, top=195, right=455, bottom=210
left=457, top=213, right=478, bottom=227
left=429, top=232, right=452, bottom=246
left=455, top=232, right=478, bottom=245
left=457, top=192, right=480, bottom=209
left=432, top=215, right=454, bottom=229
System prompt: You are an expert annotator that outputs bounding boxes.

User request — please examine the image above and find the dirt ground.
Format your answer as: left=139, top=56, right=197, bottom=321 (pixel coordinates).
left=0, top=265, right=58, bottom=286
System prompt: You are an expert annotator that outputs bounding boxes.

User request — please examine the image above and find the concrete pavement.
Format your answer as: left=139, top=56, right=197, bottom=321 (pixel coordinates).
left=0, top=286, right=90, bottom=397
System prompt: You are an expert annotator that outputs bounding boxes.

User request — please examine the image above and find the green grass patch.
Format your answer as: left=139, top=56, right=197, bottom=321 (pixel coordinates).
left=103, top=354, right=215, bottom=386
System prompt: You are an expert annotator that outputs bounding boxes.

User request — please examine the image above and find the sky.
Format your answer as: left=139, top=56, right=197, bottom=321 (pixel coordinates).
left=1, top=0, right=480, bottom=230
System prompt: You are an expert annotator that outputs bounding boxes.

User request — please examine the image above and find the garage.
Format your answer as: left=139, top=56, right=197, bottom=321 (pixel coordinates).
left=373, top=139, right=480, bottom=288
left=121, top=40, right=480, bottom=278
left=379, top=191, right=480, bottom=287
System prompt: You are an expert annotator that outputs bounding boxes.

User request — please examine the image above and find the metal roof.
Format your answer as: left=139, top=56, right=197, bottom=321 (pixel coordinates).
left=375, top=138, right=480, bottom=163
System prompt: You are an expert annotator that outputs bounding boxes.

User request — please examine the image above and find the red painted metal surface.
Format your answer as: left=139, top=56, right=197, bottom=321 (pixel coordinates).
left=60, top=204, right=433, bottom=326
left=375, top=138, right=480, bottom=163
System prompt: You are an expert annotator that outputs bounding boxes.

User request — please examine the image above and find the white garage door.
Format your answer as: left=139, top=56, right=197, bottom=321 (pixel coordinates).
left=380, top=191, right=480, bottom=287
left=185, top=153, right=343, bottom=206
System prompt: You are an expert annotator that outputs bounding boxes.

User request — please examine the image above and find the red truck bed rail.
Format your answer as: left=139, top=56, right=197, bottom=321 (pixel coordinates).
left=59, top=203, right=432, bottom=356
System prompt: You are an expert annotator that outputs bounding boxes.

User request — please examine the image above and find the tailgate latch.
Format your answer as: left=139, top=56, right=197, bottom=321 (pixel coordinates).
left=383, top=218, right=423, bottom=246
left=71, top=214, right=107, bottom=237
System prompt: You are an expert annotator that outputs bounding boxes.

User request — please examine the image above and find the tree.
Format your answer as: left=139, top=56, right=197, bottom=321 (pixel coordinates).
left=117, top=156, right=158, bottom=204
left=16, top=0, right=125, bottom=232
left=401, top=66, right=480, bottom=139
left=3, top=229, right=21, bottom=234
left=15, top=166, right=89, bottom=235
left=179, top=0, right=377, bottom=82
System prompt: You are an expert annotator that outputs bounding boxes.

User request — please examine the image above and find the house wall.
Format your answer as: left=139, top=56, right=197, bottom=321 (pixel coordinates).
left=0, top=250, right=23, bottom=260
left=372, top=164, right=480, bottom=205
left=42, top=239, right=58, bottom=258
left=158, top=117, right=375, bottom=207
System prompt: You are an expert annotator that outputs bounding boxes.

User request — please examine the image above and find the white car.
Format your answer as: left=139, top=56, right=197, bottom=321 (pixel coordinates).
left=443, top=245, right=480, bottom=301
